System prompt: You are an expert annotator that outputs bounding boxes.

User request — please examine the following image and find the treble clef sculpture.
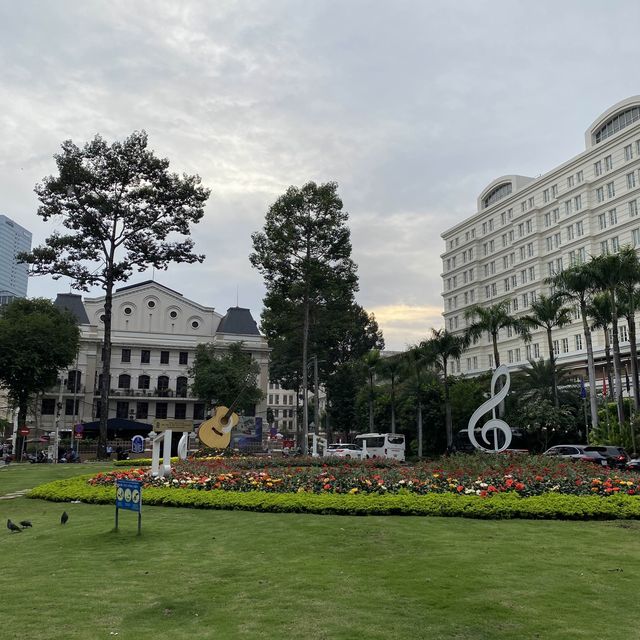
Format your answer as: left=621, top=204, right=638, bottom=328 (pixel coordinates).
left=467, top=365, right=513, bottom=453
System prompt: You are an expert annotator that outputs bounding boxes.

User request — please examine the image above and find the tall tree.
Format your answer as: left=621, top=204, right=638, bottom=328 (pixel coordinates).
left=362, top=349, right=381, bottom=431
left=591, top=252, right=631, bottom=424
left=402, top=344, right=433, bottom=458
left=549, top=264, right=599, bottom=430
left=190, top=342, right=263, bottom=414
left=19, top=132, right=210, bottom=457
left=588, top=292, right=614, bottom=405
left=522, top=294, right=573, bottom=407
left=377, top=353, right=403, bottom=433
left=422, top=328, right=466, bottom=450
left=0, top=299, right=79, bottom=459
left=250, top=181, right=359, bottom=447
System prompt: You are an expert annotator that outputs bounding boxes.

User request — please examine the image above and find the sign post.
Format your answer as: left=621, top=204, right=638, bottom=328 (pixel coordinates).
left=115, top=479, right=142, bottom=535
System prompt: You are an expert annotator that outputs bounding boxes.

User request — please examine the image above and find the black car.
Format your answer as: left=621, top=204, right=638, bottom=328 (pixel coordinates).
left=583, top=446, right=630, bottom=469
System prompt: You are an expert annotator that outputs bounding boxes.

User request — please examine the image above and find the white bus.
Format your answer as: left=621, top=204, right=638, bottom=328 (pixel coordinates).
left=355, top=433, right=405, bottom=461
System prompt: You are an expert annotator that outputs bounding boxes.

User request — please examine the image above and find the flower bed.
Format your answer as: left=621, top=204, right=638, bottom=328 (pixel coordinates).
left=89, top=454, right=640, bottom=498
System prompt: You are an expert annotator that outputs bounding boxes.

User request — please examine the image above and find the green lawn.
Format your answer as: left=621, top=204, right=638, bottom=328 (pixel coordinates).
left=1, top=467, right=639, bottom=639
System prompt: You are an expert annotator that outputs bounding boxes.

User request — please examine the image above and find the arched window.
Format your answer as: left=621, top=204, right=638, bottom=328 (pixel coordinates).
left=97, top=373, right=111, bottom=392
left=176, top=376, right=188, bottom=398
left=118, top=374, right=131, bottom=389
left=157, top=375, right=170, bottom=396
left=67, top=370, right=82, bottom=392
left=594, top=106, right=640, bottom=143
left=138, top=375, right=150, bottom=390
left=482, top=183, right=512, bottom=209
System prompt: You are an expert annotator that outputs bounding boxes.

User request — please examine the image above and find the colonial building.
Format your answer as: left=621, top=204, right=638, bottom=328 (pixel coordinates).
left=441, top=96, right=640, bottom=377
left=39, top=281, right=269, bottom=436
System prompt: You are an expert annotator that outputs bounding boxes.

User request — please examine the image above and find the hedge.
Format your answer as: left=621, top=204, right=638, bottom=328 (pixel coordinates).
left=113, top=457, right=180, bottom=467
left=27, top=475, right=640, bottom=520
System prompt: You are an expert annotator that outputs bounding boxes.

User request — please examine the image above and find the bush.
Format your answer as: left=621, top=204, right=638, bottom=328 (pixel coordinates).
left=28, top=476, right=640, bottom=520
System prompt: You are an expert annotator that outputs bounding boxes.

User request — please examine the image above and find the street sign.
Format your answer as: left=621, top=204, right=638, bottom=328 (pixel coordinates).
left=75, top=432, right=83, bottom=440
left=18, top=427, right=29, bottom=436
left=74, top=424, right=84, bottom=434
left=115, top=479, right=142, bottom=534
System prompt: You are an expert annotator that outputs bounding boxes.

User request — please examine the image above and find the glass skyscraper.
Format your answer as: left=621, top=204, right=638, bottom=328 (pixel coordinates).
left=0, top=214, right=32, bottom=304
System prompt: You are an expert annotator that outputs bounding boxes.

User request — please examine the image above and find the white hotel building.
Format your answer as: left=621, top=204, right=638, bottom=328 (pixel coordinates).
left=441, top=96, right=640, bottom=377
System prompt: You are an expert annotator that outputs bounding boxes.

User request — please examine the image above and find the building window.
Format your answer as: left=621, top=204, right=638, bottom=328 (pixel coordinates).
left=567, top=225, right=575, bottom=240
left=601, top=240, right=609, bottom=255
left=575, top=335, right=583, bottom=351
left=567, top=175, right=574, bottom=189
left=576, top=221, right=584, bottom=236
left=141, top=349, right=150, bottom=364
left=473, top=356, right=478, bottom=369
left=594, top=160, right=602, bottom=176
left=606, top=181, right=615, bottom=198
left=138, top=375, right=150, bottom=390
left=561, top=338, right=569, bottom=354
left=629, top=200, right=638, bottom=217
left=625, top=144, right=634, bottom=161
left=604, top=155, right=613, bottom=171
left=118, top=374, right=131, bottom=389
left=596, top=187, right=605, bottom=203
left=609, top=208, right=618, bottom=225
left=627, top=172, right=637, bottom=189
left=179, top=351, right=188, bottom=365
left=193, top=403, right=205, bottom=420
left=121, top=348, right=131, bottom=363
left=620, top=325, right=629, bottom=342
left=67, top=370, right=82, bottom=392
left=160, top=351, right=170, bottom=365
left=174, top=403, right=187, bottom=419
left=611, top=236, right=620, bottom=252
left=551, top=184, right=558, bottom=198
left=65, top=399, right=79, bottom=415
left=508, top=350, right=514, bottom=364
left=176, top=377, right=188, bottom=398
left=574, top=195, right=582, bottom=210
left=533, top=343, right=540, bottom=359
left=632, top=228, right=640, bottom=247
left=157, top=376, right=169, bottom=393
left=598, top=213, right=607, bottom=230
left=136, top=402, right=149, bottom=419
left=155, top=402, right=168, bottom=419
left=577, top=170, right=584, bottom=183
left=553, top=340, right=560, bottom=356
left=543, top=189, right=550, bottom=203
left=116, top=401, right=129, bottom=419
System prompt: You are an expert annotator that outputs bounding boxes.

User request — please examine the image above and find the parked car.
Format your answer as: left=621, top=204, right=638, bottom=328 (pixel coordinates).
left=542, top=445, right=589, bottom=460
left=584, top=446, right=630, bottom=469
left=543, top=444, right=609, bottom=467
left=324, top=443, right=363, bottom=459
left=626, top=458, right=640, bottom=470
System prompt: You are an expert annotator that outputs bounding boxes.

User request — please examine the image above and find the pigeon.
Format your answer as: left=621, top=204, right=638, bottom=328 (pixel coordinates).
left=19, top=520, right=32, bottom=528
left=61, top=511, right=69, bottom=525
left=7, top=519, right=21, bottom=533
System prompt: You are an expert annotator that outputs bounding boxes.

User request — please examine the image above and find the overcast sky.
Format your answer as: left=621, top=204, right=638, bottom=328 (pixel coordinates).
left=2, top=1, right=640, bottom=349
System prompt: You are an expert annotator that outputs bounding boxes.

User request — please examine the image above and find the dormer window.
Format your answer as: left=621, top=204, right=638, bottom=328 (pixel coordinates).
left=482, top=182, right=512, bottom=209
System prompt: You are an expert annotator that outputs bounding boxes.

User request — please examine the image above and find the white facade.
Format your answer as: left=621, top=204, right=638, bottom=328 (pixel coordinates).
left=441, top=96, right=640, bottom=376
left=39, top=281, right=269, bottom=434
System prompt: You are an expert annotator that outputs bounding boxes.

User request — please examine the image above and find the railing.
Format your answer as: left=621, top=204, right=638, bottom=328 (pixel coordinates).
left=92, top=388, right=193, bottom=399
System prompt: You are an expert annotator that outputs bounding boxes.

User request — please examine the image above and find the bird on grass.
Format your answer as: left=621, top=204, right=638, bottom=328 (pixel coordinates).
left=61, top=511, right=69, bottom=525
left=7, top=519, right=22, bottom=533
left=20, top=520, right=32, bottom=529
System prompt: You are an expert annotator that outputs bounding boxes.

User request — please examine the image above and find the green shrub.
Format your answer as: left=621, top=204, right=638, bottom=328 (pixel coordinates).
left=113, top=457, right=180, bottom=467
left=27, top=476, right=640, bottom=520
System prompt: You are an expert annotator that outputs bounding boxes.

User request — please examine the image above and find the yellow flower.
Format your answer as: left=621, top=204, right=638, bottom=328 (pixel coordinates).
left=349, top=488, right=359, bottom=494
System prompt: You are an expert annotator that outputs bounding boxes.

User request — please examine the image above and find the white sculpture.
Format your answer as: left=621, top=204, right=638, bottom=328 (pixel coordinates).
left=467, top=365, right=513, bottom=453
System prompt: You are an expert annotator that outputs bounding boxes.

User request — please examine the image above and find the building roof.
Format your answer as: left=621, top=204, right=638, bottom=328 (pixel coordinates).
left=217, top=307, right=261, bottom=336
left=116, top=280, right=184, bottom=297
left=54, top=293, right=90, bottom=325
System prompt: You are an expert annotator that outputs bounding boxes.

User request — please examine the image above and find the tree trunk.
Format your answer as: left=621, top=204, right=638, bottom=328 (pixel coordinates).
left=444, top=360, right=453, bottom=451
left=390, top=375, right=396, bottom=434
left=17, top=394, right=28, bottom=462
left=546, top=326, right=559, bottom=408
left=581, top=301, right=599, bottom=430
left=603, top=329, right=613, bottom=400
left=98, top=279, right=114, bottom=459
left=368, top=370, right=374, bottom=432
left=610, top=290, right=625, bottom=424
left=417, top=402, right=423, bottom=459
left=625, top=309, right=640, bottom=411
left=301, top=290, right=310, bottom=452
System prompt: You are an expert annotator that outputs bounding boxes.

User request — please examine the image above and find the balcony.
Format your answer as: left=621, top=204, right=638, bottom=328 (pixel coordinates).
left=92, top=388, right=193, bottom=399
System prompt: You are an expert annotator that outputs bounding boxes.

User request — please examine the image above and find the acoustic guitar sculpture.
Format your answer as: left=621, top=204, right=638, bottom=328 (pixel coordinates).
left=198, top=406, right=239, bottom=449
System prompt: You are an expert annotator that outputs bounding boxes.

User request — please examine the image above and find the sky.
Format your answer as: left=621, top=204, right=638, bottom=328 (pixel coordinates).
left=2, top=0, right=640, bottom=350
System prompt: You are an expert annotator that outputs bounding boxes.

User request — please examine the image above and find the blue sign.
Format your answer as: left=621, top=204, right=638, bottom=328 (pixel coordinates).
left=116, top=479, right=142, bottom=513
left=131, top=435, right=145, bottom=454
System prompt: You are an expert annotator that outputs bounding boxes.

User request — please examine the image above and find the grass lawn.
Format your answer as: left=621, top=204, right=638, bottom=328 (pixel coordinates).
left=1, top=467, right=639, bottom=639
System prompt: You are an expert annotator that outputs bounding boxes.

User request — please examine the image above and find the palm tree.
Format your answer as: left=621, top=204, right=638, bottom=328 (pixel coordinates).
left=402, top=345, right=431, bottom=458
left=422, top=328, right=466, bottom=451
left=549, top=264, right=599, bottom=430
left=588, top=292, right=614, bottom=403
left=521, top=294, right=573, bottom=407
left=513, top=358, right=578, bottom=406
left=362, top=349, right=381, bottom=431
left=614, top=246, right=640, bottom=410
left=377, top=353, right=403, bottom=433
left=464, top=300, right=531, bottom=369
left=591, top=249, right=638, bottom=425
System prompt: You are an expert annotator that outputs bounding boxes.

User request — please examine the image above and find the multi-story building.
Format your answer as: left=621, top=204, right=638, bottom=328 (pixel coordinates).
left=39, top=280, right=269, bottom=437
left=441, top=96, right=640, bottom=376
left=0, top=214, right=31, bottom=304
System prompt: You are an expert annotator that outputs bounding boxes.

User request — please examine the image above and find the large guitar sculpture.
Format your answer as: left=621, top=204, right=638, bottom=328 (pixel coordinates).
left=467, top=365, right=513, bottom=453
left=197, top=371, right=255, bottom=449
